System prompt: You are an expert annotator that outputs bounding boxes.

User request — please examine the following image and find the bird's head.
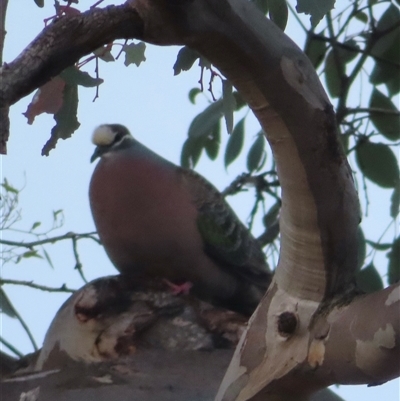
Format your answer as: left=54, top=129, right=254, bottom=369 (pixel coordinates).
left=90, top=124, right=133, bottom=163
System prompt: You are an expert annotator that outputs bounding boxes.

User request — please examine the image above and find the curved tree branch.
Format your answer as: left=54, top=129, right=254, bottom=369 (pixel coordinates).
left=0, top=3, right=144, bottom=110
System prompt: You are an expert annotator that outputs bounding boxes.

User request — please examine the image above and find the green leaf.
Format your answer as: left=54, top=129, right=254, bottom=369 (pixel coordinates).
left=225, top=118, right=245, bottom=169
left=93, top=46, right=115, bottom=62
left=173, top=47, right=200, bottom=75
left=356, top=140, right=399, bottom=188
left=357, top=263, right=384, bottom=293
left=232, top=92, right=247, bottom=111
left=354, top=11, right=368, bottom=23
left=269, top=0, right=288, bottom=31
left=371, top=4, right=400, bottom=58
left=188, top=88, right=202, bottom=104
left=43, top=249, right=55, bottom=270
left=180, top=137, right=204, bottom=169
left=247, top=132, right=266, bottom=172
left=199, top=57, right=211, bottom=70
left=305, top=34, right=327, bottom=69
left=370, top=62, right=400, bottom=96
left=42, top=83, right=80, bottom=156
left=366, top=240, right=392, bottom=251
left=30, top=222, right=41, bottom=231
left=263, top=201, right=281, bottom=228
left=369, top=89, right=400, bottom=141
left=252, top=0, right=269, bottom=14
left=0, top=288, right=17, bottom=318
left=34, top=0, right=44, bottom=7
left=222, top=80, right=236, bottom=134
left=324, top=50, right=344, bottom=98
left=60, top=67, right=103, bottom=88
left=123, top=42, right=146, bottom=67
left=204, top=121, right=221, bottom=161
left=387, top=237, right=400, bottom=284
left=369, top=4, right=400, bottom=95
left=1, top=179, right=18, bottom=194
left=390, top=182, right=400, bottom=218
left=188, top=100, right=224, bottom=139
left=357, top=228, right=366, bottom=271
left=337, top=39, right=359, bottom=64
left=22, top=250, right=43, bottom=259
left=53, top=209, right=63, bottom=218
left=296, top=0, right=335, bottom=28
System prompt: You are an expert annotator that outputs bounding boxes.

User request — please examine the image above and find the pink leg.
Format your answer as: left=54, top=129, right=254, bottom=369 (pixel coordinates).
left=163, top=279, right=193, bottom=295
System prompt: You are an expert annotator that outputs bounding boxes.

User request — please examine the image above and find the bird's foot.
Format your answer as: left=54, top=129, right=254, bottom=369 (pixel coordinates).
left=163, top=279, right=193, bottom=295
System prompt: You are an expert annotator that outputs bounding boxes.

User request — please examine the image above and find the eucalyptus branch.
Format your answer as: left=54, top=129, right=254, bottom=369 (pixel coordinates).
left=0, top=0, right=8, bottom=65
left=345, top=107, right=400, bottom=116
left=72, top=236, right=88, bottom=283
left=222, top=172, right=279, bottom=197
left=0, top=279, right=75, bottom=293
left=0, top=231, right=100, bottom=248
left=310, top=34, right=400, bottom=68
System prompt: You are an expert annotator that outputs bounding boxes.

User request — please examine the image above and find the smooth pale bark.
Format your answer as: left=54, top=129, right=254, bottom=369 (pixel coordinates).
left=0, top=1, right=398, bottom=400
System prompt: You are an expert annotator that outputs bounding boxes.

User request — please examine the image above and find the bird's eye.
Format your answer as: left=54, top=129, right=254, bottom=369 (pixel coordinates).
left=114, top=131, right=124, bottom=143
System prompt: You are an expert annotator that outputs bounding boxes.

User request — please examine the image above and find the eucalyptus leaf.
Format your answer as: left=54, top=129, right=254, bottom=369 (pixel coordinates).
left=296, top=0, right=335, bottom=28
left=387, top=237, right=400, bottom=284
left=188, top=101, right=224, bottom=139
left=60, top=67, right=103, bottom=88
left=357, top=263, right=384, bottom=293
left=247, top=133, right=266, bottom=172
left=305, top=34, right=327, bottom=68
left=0, top=288, right=17, bottom=318
left=357, top=228, right=366, bottom=271
left=204, top=122, right=221, bottom=161
left=225, top=118, right=245, bottom=169
left=369, top=89, right=400, bottom=141
left=269, top=0, right=288, bottom=31
left=324, top=50, right=343, bottom=98
left=390, top=183, right=400, bottom=218
left=356, top=140, right=399, bottom=188
left=173, top=47, right=200, bottom=75
left=222, top=80, right=236, bottom=134
left=188, top=88, right=202, bottom=104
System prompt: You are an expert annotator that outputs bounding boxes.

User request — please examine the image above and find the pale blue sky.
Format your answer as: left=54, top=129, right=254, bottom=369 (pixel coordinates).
left=1, top=1, right=398, bottom=400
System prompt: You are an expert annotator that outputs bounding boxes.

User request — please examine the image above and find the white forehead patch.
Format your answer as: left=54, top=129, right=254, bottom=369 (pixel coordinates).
left=92, top=125, right=115, bottom=146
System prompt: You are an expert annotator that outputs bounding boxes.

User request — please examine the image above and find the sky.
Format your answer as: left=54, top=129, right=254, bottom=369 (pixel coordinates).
left=1, top=1, right=399, bottom=400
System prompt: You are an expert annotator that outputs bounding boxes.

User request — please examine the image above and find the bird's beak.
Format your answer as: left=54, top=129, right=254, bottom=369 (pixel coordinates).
left=90, top=147, right=102, bottom=163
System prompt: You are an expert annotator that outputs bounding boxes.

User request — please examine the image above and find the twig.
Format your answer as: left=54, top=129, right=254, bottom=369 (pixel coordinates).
left=0, top=231, right=100, bottom=248
left=345, top=107, right=400, bottom=116
left=0, top=0, right=9, bottom=65
left=0, top=279, right=75, bottom=293
left=72, top=236, right=88, bottom=283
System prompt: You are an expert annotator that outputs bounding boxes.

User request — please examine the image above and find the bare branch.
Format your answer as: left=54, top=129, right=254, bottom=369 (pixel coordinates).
left=0, top=279, right=75, bottom=293
left=0, top=232, right=99, bottom=248
left=345, top=107, right=400, bottom=117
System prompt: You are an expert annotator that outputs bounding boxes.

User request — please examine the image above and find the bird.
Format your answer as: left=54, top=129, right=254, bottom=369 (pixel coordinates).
left=89, top=124, right=271, bottom=316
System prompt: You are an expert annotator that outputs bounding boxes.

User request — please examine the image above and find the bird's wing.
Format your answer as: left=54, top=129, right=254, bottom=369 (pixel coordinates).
left=179, top=169, right=271, bottom=286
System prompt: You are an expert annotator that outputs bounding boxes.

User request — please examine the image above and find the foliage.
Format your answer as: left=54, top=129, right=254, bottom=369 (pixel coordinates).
left=176, top=0, right=400, bottom=292
left=5, top=0, right=400, bottom=357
